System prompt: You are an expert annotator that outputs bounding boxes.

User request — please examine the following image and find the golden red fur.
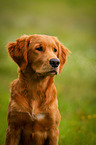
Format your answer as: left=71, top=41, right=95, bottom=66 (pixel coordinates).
left=5, top=34, right=70, bottom=145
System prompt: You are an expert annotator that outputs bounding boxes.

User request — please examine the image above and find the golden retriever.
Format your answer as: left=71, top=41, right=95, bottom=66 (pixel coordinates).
left=5, top=34, right=70, bottom=145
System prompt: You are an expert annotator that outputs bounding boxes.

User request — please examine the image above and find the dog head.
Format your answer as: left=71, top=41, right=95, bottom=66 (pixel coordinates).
left=7, top=34, right=70, bottom=76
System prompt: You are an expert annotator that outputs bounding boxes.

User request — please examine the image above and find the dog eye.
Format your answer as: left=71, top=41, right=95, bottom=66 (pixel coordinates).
left=54, top=48, right=57, bottom=52
left=36, top=47, right=43, bottom=51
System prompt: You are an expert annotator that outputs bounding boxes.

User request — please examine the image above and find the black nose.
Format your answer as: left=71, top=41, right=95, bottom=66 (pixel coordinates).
left=49, top=58, right=60, bottom=68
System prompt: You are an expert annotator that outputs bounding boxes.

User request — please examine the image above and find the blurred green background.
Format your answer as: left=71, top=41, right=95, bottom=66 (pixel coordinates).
left=0, top=0, right=96, bottom=144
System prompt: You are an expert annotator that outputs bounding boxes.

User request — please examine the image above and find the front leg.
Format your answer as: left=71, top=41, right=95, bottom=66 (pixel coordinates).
left=5, top=127, right=21, bottom=145
left=46, top=128, right=59, bottom=145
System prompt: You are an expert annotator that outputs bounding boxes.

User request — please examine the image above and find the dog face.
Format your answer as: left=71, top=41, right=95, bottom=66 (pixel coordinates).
left=7, top=34, right=70, bottom=76
left=27, top=35, right=61, bottom=75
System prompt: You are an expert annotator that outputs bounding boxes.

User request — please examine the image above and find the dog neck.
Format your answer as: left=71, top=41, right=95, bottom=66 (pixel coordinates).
left=18, top=67, right=55, bottom=99
left=19, top=66, right=54, bottom=83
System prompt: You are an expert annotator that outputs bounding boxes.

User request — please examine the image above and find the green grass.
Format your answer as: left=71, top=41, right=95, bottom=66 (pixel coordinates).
left=0, top=0, right=96, bottom=144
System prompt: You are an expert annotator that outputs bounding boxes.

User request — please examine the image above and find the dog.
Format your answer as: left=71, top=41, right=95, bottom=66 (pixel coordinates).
left=5, top=34, right=70, bottom=145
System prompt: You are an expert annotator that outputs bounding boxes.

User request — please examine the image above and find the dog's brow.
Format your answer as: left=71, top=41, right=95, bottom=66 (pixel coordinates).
left=36, top=41, right=40, bottom=43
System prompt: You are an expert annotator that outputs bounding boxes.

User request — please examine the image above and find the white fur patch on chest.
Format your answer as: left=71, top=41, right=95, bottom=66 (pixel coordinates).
left=37, top=113, right=45, bottom=120
left=31, top=102, right=46, bottom=120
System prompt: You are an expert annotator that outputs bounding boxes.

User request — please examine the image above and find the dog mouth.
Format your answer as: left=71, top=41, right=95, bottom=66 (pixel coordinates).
left=36, top=69, right=58, bottom=76
left=48, top=70, right=57, bottom=75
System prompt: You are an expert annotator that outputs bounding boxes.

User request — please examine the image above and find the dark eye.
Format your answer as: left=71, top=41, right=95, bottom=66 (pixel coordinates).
left=36, top=47, right=43, bottom=51
left=54, top=48, right=57, bottom=52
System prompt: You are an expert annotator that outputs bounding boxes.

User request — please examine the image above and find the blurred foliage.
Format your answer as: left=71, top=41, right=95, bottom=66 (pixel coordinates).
left=0, top=0, right=96, bottom=145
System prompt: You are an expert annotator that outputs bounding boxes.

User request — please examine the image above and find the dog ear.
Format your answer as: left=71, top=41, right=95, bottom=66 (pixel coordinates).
left=51, top=36, right=71, bottom=73
left=59, top=43, right=71, bottom=73
left=7, top=35, right=30, bottom=70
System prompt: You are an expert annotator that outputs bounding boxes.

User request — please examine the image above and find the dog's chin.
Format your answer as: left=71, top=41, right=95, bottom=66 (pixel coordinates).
left=47, top=70, right=57, bottom=76
left=36, top=70, right=58, bottom=77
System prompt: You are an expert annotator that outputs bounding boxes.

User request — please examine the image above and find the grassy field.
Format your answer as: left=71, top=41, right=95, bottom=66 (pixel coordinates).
left=0, top=0, right=96, bottom=144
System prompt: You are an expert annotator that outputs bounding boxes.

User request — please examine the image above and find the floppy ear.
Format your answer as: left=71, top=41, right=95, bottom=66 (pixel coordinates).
left=59, top=43, right=71, bottom=73
left=7, top=35, right=29, bottom=70
left=51, top=36, right=71, bottom=73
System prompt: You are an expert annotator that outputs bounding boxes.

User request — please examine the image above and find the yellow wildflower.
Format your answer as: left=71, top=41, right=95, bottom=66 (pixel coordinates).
left=93, top=114, right=96, bottom=118
left=81, top=115, right=85, bottom=120
left=87, top=115, right=91, bottom=119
